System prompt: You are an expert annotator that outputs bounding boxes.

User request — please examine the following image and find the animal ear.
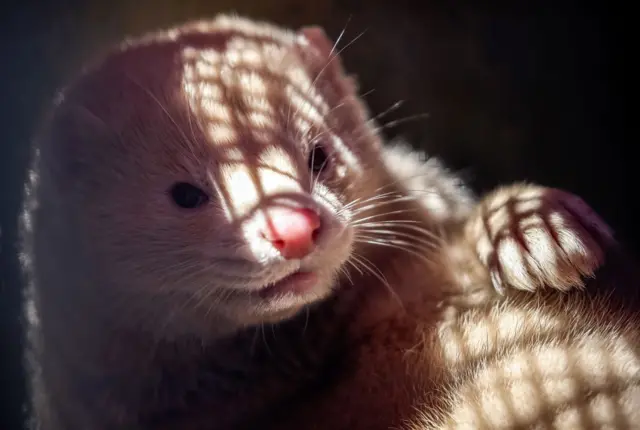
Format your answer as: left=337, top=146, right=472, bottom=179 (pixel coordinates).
left=297, top=26, right=348, bottom=77
left=37, top=100, right=118, bottom=191
left=298, top=26, right=336, bottom=60
left=297, top=25, right=360, bottom=94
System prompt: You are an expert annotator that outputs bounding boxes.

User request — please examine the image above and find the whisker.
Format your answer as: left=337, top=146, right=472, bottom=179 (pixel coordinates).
left=311, top=149, right=333, bottom=193
left=338, top=265, right=354, bottom=285
left=356, top=221, right=444, bottom=243
left=329, top=15, right=352, bottom=58
left=370, top=167, right=442, bottom=195
left=353, top=112, right=431, bottom=145
left=286, top=13, right=351, bottom=137
left=292, top=23, right=366, bottom=133
left=359, top=88, right=376, bottom=99
left=343, top=192, right=424, bottom=217
left=350, top=252, right=405, bottom=310
left=351, top=208, right=419, bottom=226
left=350, top=186, right=448, bottom=211
left=351, top=195, right=419, bottom=216
left=354, top=236, right=436, bottom=266
left=343, top=189, right=411, bottom=208
left=309, top=29, right=366, bottom=95
left=379, top=113, right=431, bottom=130
left=157, top=275, right=227, bottom=333
left=348, top=99, right=404, bottom=140
left=340, top=170, right=447, bottom=216
left=345, top=258, right=364, bottom=277
left=302, top=307, right=311, bottom=336
left=355, top=228, right=438, bottom=250
left=355, top=232, right=432, bottom=252
left=261, top=323, right=274, bottom=357
left=202, top=285, right=232, bottom=319
left=369, top=100, right=404, bottom=125
left=339, top=191, right=407, bottom=215
left=302, top=95, right=351, bottom=145
left=356, top=219, right=422, bottom=226
left=308, top=133, right=318, bottom=190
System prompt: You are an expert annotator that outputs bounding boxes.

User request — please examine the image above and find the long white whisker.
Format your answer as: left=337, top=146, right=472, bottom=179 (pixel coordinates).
left=369, top=100, right=404, bottom=124
left=359, top=88, right=376, bottom=98
left=356, top=219, right=422, bottom=226
left=311, top=149, right=333, bottom=193
left=370, top=171, right=439, bottom=195
left=288, top=14, right=351, bottom=140
left=380, top=113, right=431, bottom=130
left=310, top=29, right=366, bottom=94
left=355, top=228, right=438, bottom=250
left=342, top=189, right=411, bottom=209
left=293, top=25, right=366, bottom=131
left=345, top=258, right=364, bottom=277
left=352, top=112, right=431, bottom=145
left=351, top=208, right=419, bottom=226
left=335, top=264, right=354, bottom=285
left=356, top=222, right=444, bottom=243
left=308, top=135, right=318, bottom=190
left=354, top=236, right=436, bottom=266
left=351, top=195, right=419, bottom=216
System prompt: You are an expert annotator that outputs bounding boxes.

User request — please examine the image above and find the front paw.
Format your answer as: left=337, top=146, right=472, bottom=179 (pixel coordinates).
left=468, top=184, right=614, bottom=294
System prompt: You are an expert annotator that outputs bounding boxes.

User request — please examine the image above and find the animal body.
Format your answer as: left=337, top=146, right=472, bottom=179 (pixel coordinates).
left=20, top=14, right=639, bottom=430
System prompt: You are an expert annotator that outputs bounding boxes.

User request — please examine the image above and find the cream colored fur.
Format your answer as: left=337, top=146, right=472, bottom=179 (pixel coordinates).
left=382, top=146, right=638, bottom=430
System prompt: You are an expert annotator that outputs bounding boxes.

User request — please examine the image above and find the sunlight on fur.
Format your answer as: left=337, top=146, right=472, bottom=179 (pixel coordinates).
left=180, top=26, right=361, bottom=224
left=410, top=295, right=640, bottom=430
left=464, top=185, right=612, bottom=295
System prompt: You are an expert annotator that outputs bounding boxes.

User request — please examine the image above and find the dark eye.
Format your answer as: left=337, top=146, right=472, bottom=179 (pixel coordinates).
left=308, top=144, right=330, bottom=174
left=169, top=182, right=209, bottom=209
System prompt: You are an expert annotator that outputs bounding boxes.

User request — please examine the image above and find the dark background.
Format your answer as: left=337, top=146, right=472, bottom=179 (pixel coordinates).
left=0, top=1, right=632, bottom=429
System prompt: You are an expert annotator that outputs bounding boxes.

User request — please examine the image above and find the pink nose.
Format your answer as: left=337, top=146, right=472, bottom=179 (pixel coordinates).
left=261, top=207, right=322, bottom=259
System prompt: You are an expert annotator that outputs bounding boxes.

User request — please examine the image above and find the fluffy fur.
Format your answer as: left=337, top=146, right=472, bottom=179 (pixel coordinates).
left=21, top=14, right=639, bottom=430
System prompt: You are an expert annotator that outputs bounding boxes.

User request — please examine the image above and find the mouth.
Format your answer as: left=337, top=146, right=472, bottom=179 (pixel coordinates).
left=256, top=271, right=319, bottom=298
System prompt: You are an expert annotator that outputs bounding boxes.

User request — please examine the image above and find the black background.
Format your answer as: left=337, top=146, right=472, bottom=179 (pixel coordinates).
left=0, top=1, right=632, bottom=428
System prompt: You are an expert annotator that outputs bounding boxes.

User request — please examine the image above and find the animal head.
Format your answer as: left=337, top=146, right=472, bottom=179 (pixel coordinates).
left=33, top=15, right=405, bottom=337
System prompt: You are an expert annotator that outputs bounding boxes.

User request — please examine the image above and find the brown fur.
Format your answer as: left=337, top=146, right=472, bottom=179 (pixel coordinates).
left=264, top=183, right=639, bottom=430
left=21, top=14, right=639, bottom=430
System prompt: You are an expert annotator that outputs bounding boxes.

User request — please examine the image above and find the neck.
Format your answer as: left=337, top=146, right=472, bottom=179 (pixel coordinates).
left=36, top=267, right=350, bottom=428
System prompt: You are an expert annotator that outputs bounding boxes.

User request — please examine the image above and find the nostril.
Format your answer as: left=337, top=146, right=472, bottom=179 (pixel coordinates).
left=311, top=226, right=321, bottom=242
left=272, top=239, right=286, bottom=250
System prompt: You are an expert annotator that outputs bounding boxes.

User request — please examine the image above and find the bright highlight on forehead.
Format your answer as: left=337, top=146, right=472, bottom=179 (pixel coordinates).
left=175, top=19, right=366, bottom=218
left=179, top=32, right=331, bottom=152
left=215, top=146, right=303, bottom=221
